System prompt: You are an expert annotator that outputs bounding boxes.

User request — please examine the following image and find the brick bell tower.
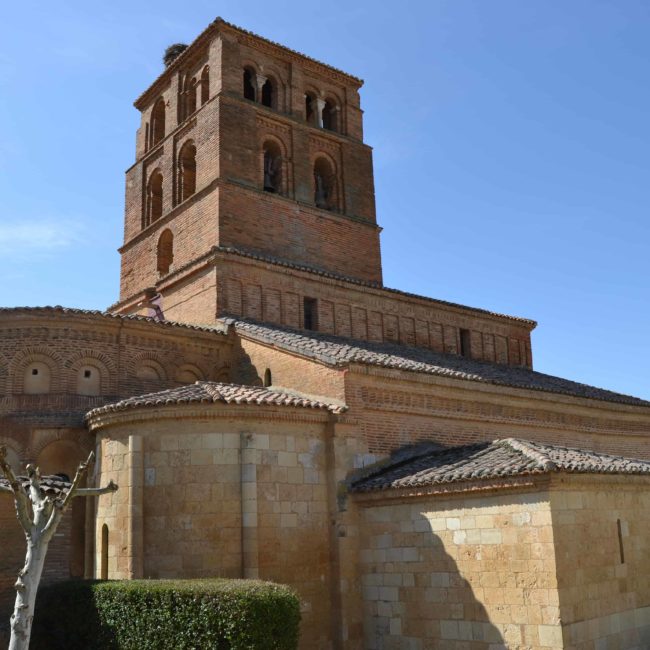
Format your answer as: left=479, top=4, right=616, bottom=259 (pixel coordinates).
left=113, top=18, right=382, bottom=326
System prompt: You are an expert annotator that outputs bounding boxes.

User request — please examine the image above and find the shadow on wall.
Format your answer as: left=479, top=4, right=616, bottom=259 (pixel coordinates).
left=362, top=510, right=505, bottom=650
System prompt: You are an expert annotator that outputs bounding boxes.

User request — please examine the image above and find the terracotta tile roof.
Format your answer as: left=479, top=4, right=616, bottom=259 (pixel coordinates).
left=207, top=246, right=535, bottom=326
left=225, top=318, right=650, bottom=407
left=0, top=306, right=228, bottom=335
left=0, top=475, right=72, bottom=497
left=85, top=381, right=346, bottom=419
left=351, top=438, right=650, bottom=493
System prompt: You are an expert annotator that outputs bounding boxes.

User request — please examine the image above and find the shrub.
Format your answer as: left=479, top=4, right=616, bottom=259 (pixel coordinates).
left=32, top=578, right=301, bottom=650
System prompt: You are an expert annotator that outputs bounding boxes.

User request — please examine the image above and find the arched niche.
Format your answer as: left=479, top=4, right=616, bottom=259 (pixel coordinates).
left=37, top=439, right=84, bottom=479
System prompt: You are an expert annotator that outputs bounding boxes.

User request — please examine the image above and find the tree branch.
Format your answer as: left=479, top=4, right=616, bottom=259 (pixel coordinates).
left=26, top=464, right=43, bottom=506
left=0, top=446, right=32, bottom=532
left=59, top=450, right=94, bottom=512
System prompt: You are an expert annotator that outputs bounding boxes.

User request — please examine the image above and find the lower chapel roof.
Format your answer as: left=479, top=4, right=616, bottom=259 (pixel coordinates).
left=86, top=381, right=347, bottom=420
left=0, top=474, right=71, bottom=497
left=224, top=318, right=650, bottom=408
left=351, top=438, right=650, bottom=493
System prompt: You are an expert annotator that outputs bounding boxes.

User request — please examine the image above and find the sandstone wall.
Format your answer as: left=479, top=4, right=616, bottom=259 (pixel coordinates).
left=550, top=476, right=650, bottom=649
left=357, top=487, right=562, bottom=649
left=93, top=407, right=336, bottom=650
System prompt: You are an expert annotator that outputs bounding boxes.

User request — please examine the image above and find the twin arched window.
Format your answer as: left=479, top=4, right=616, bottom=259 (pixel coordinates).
left=243, top=68, right=279, bottom=110
left=143, top=140, right=196, bottom=230
left=179, top=65, right=210, bottom=123
left=305, top=93, right=339, bottom=132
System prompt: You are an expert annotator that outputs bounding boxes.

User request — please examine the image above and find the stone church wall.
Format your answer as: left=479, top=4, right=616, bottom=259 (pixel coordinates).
left=357, top=486, right=562, bottom=649
left=551, top=476, right=650, bottom=648
left=91, top=407, right=336, bottom=650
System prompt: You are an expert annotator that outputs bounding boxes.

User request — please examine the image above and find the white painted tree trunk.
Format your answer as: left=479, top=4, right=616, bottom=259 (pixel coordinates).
left=9, top=535, right=53, bottom=650
left=0, top=446, right=117, bottom=650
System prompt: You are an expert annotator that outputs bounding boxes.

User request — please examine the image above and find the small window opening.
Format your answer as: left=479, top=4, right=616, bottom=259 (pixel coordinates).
left=101, top=524, right=109, bottom=580
left=243, top=68, right=256, bottom=101
left=303, top=297, right=318, bottom=331
left=25, top=362, right=51, bottom=395
left=617, top=519, right=625, bottom=564
left=314, top=157, right=337, bottom=211
left=178, top=141, right=197, bottom=202
left=263, top=141, right=282, bottom=194
left=305, top=93, right=315, bottom=124
left=201, top=66, right=210, bottom=105
left=157, top=229, right=174, bottom=275
left=460, top=329, right=472, bottom=358
left=77, top=365, right=101, bottom=396
left=261, top=78, right=273, bottom=108
left=322, top=100, right=337, bottom=131
left=263, top=368, right=272, bottom=387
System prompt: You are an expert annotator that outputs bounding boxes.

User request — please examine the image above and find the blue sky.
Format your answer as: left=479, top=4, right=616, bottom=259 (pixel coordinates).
left=1, top=1, right=649, bottom=398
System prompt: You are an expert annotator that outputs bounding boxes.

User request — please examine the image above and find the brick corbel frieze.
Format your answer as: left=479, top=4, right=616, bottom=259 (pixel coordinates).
left=347, top=365, right=650, bottom=437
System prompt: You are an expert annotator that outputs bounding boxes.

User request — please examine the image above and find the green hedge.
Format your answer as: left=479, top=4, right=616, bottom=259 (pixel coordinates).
left=32, top=578, right=301, bottom=650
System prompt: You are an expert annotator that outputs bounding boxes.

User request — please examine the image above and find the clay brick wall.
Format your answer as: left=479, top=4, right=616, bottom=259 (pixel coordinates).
left=216, top=255, right=533, bottom=366
left=356, top=488, right=562, bottom=649
left=0, top=309, right=233, bottom=613
left=550, top=476, right=650, bottom=648
left=218, top=181, right=382, bottom=284
left=233, top=336, right=347, bottom=403
left=120, top=23, right=381, bottom=308
left=158, top=266, right=219, bottom=326
left=344, top=369, right=650, bottom=458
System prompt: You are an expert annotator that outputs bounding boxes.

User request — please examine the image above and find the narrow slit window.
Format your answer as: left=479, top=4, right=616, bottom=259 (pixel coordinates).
left=200, top=66, right=210, bottom=105
left=263, top=368, right=272, bottom=387
left=261, top=78, right=274, bottom=108
left=617, top=519, right=625, bottom=564
left=460, top=329, right=471, bottom=357
left=101, top=524, right=109, bottom=580
left=243, top=68, right=256, bottom=101
left=178, top=141, right=197, bottom=202
left=303, top=297, right=318, bottom=331
left=150, top=98, right=166, bottom=146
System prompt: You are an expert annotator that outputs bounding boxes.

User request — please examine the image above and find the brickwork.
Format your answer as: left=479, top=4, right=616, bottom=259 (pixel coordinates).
left=343, top=368, right=650, bottom=458
left=0, top=307, right=234, bottom=621
left=120, top=19, right=381, bottom=308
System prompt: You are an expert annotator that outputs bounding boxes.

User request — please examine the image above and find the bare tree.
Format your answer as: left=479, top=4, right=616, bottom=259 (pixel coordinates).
left=0, top=445, right=118, bottom=650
